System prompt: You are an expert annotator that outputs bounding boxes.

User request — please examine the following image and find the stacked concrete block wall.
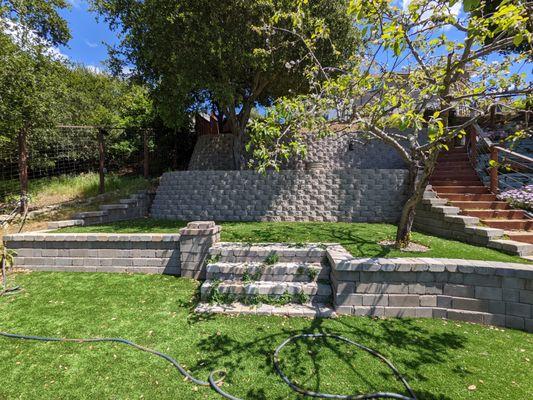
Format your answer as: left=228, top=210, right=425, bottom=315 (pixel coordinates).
left=48, top=191, right=155, bottom=230
left=188, top=132, right=406, bottom=171
left=4, top=232, right=181, bottom=275
left=327, top=246, right=533, bottom=332
left=188, top=134, right=235, bottom=170
left=151, top=169, right=408, bottom=222
left=179, top=221, right=221, bottom=279
left=414, top=191, right=533, bottom=256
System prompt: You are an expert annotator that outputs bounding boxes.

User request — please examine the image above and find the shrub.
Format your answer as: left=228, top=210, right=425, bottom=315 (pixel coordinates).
left=498, top=185, right=533, bottom=212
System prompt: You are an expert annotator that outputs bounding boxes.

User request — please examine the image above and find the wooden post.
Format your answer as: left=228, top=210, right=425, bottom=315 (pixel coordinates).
left=98, top=128, right=106, bottom=194
left=469, top=125, right=477, bottom=164
left=17, top=126, right=29, bottom=214
left=490, top=104, right=496, bottom=127
left=490, top=146, right=499, bottom=194
left=143, top=129, right=149, bottom=178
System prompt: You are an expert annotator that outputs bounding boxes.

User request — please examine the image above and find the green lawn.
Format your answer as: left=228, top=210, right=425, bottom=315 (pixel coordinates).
left=0, top=272, right=531, bottom=400
left=57, top=220, right=531, bottom=263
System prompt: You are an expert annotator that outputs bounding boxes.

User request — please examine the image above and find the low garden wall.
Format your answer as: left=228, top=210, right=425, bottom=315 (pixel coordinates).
left=327, top=245, right=533, bottom=332
left=151, top=169, right=408, bottom=222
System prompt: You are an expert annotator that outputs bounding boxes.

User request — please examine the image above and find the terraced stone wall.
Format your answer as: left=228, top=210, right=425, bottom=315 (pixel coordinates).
left=151, top=169, right=408, bottom=222
left=327, top=245, right=533, bottom=332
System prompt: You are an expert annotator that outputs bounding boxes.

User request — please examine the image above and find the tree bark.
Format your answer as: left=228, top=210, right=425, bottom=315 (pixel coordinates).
left=394, top=154, right=437, bottom=247
left=17, top=126, right=29, bottom=215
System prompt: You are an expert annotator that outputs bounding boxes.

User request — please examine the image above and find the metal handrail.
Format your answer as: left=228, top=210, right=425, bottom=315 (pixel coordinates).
left=492, top=145, right=533, bottom=163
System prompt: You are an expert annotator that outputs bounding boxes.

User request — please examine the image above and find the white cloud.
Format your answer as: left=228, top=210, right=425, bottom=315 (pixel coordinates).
left=86, top=64, right=104, bottom=74
left=402, top=0, right=462, bottom=19
left=85, top=39, right=98, bottom=48
left=67, top=0, right=83, bottom=9
left=1, top=18, right=69, bottom=61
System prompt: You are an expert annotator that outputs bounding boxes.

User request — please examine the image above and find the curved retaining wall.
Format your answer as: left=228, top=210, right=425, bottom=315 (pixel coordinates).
left=327, top=246, right=533, bottom=332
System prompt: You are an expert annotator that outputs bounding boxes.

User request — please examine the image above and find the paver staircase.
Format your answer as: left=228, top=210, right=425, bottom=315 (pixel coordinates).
left=196, top=243, right=335, bottom=317
left=430, top=146, right=533, bottom=246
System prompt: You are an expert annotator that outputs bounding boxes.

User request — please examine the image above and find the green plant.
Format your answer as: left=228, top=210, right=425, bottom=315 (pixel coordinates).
left=264, top=252, right=279, bottom=265
left=294, top=290, right=310, bottom=305
left=296, top=265, right=306, bottom=275
left=306, top=268, right=319, bottom=281
left=242, top=268, right=262, bottom=284
left=205, top=254, right=221, bottom=266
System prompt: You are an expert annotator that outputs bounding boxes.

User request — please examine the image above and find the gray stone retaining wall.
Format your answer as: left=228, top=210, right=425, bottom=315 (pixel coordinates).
left=327, top=245, right=533, bottom=332
left=4, top=233, right=181, bottom=275
left=151, top=169, right=408, bottom=222
left=188, top=134, right=235, bottom=170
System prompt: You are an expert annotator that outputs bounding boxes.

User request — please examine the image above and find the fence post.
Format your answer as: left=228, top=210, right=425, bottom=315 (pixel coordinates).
left=17, top=126, right=29, bottom=214
left=469, top=125, right=477, bottom=164
left=490, top=146, right=499, bottom=194
left=98, top=128, right=106, bottom=194
left=143, top=128, right=149, bottom=179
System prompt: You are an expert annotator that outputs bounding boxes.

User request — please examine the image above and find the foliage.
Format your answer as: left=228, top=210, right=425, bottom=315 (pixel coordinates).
left=248, top=0, right=532, bottom=244
left=90, top=0, right=358, bottom=148
left=57, top=220, right=532, bottom=264
left=499, top=184, right=533, bottom=211
left=264, top=251, right=279, bottom=265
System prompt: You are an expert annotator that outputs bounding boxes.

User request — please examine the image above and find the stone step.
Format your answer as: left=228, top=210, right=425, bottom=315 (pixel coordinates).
left=487, top=239, right=533, bottom=256
left=208, top=243, right=328, bottom=263
left=100, top=204, right=130, bottom=211
left=450, top=201, right=510, bottom=210
left=47, top=219, right=84, bottom=229
left=462, top=209, right=529, bottom=219
left=73, top=210, right=108, bottom=218
left=506, top=231, right=533, bottom=244
left=482, top=219, right=533, bottom=231
left=195, top=303, right=336, bottom=318
left=434, top=186, right=490, bottom=194
left=200, top=280, right=332, bottom=303
left=443, top=193, right=497, bottom=201
left=206, top=262, right=329, bottom=282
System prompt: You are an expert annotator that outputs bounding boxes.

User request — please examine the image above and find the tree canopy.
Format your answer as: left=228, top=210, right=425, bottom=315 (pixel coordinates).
left=248, top=0, right=532, bottom=245
left=91, top=0, right=358, bottom=147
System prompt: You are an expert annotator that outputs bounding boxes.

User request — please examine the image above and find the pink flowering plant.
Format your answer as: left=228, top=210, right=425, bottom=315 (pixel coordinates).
left=499, top=185, right=533, bottom=212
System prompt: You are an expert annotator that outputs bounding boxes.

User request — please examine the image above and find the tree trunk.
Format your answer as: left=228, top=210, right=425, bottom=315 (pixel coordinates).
left=17, top=126, right=29, bottom=215
left=394, top=157, right=436, bottom=247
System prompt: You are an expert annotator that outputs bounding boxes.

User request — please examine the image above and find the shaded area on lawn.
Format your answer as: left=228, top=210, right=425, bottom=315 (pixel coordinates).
left=1, top=272, right=531, bottom=400
left=57, top=219, right=531, bottom=263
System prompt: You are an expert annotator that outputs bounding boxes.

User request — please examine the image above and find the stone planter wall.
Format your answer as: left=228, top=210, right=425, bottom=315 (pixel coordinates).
left=327, top=245, right=533, bottom=332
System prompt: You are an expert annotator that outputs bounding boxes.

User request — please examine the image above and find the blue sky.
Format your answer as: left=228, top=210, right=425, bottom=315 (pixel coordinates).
left=57, top=1, right=118, bottom=69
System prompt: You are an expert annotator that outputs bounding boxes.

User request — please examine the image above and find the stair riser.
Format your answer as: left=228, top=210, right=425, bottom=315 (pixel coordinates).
left=507, top=234, right=533, bottom=244
left=437, top=156, right=470, bottom=162
left=450, top=201, right=510, bottom=210
left=482, top=220, right=533, bottom=231
left=431, top=173, right=480, bottom=180
left=434, top=162, right=472, bottom=168
left=207, top=271, right=330, bottom=282
left=430, top=181, right=482, bottom=186
left=462, top=210, right=527, bottom=219
left=434, top=187, right=490, bottom=194
left=213, top=255, right=326, bottom=264
left=200, top=293, right=331, bottom=304
left=442, top=194, right=497, bottom=201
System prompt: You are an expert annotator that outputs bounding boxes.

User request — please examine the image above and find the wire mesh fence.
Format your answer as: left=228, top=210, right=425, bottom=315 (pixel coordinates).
left=0, top=126, right=154, bottom=213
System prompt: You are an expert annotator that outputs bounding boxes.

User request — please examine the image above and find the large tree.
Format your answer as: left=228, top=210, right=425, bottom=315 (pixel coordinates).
left=248, top=0, right=532, bottom=246
left=91, top=0, right=357, bottom=167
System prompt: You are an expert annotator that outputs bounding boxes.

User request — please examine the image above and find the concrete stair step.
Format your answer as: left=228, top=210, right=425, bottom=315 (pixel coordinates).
left=450, top=201, right=510, bottom=210
left=73, top=211, right=108, bottom=218
left=195, top=302, right=336, bottom=318
left=481, top=219, right=533, bottom=231
left=100, top=204, right=130, bottom=211
left=462, top=209, right=528, bottom=219
left=506, top=231, right=533, bottom=244
left=200, top=280, right=332, bottom=302
left=47, top=219, right=84, bottom=229
left=208, top=243, right=328, bottom=263
left=442, top=193, right=497, bottom=201
left=487, top=239, right=533, bottom=256
left=206, top=262, right=329, bottom=282
left=434, top=186, right=490, bottom=194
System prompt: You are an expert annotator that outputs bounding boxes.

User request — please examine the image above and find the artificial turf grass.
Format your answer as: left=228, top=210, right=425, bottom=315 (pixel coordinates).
left=57, top=219, right=531, bottom=264
left=0, top=272, right=532, bottom=400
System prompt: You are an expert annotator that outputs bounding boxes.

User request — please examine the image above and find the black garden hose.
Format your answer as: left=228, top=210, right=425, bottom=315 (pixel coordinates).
left=0, top=331, right=416, bottom=400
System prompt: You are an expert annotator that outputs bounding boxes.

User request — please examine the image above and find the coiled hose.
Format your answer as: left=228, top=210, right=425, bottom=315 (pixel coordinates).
left=0, top=331, right=416, bottom=399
